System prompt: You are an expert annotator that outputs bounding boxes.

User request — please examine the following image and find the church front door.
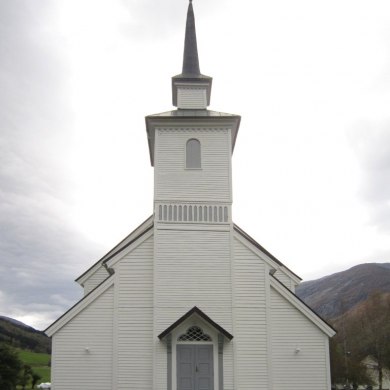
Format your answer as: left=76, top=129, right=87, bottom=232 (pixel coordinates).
left=177, top=344, right=214, bottom=390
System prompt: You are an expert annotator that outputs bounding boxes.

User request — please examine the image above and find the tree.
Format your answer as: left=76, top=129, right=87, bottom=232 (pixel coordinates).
left=329, top=336, right=373, bottom=388
left=31, top=372, right=42, bottom=389
left=340, top=291, right=390, bottom=389
left=0, top=343, right=22, bottom=390
left=19, top=364, right=33, bottom=390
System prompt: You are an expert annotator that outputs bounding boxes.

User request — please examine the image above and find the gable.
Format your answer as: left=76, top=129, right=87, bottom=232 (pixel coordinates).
left=158, top=306, right=233, bottom=341
left=83, top=265, right=110, bottom=295
left=45, top=275, right=114, bottom=337
left=75, top=215, right=153, bottom=287
left=233, top=227, right=301, bottom=291
left=105, top=228, right=153, bottom=269
left=270, top=276, right=335, bottom=337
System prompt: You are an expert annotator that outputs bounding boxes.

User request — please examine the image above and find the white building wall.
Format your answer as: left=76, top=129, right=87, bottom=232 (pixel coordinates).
left=114, top=235, right=154, bottom=390
left=233, top=237, right=269, bottom=390
left=270, top=286, right=331, bottom=390
left=177, top=87, right=207, bottom=109
left=83, top=266, right=109, bottom=295
left=223, top=340, right=234, bottom=390
left=273, top=269, right=297, bottom=292
left=51, top=286, right=114, bottom=390
left=153, top=227, right=233, bottom=390
left=154, top=128, right=232, bottom=202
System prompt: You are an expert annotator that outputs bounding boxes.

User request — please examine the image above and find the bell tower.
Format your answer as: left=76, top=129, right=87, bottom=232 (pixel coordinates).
left=146, top=3, right=241, bottom=387
left=146, top=1, right=241, bottom=226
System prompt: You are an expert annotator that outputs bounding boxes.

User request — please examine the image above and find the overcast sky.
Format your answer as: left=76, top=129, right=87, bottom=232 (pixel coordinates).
left=1, top=0, right=389, bottom=330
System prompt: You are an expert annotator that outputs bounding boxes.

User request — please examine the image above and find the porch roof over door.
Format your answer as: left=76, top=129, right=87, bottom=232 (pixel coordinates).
left=158, top=306, right=233, bottom=341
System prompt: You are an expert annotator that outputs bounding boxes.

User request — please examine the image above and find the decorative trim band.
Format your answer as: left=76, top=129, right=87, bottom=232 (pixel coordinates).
left=156, top=203, right=230, bottom=224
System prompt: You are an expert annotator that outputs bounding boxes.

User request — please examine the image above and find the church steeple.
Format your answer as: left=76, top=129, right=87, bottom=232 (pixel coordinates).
left=172, top=0, right=212, bottom=109
left=182, top=0, right=200, bottom=76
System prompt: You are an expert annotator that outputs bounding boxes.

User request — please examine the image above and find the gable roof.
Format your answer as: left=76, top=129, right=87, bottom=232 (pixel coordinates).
left=158, top=306, right=233, bottom=341
left=270, top=275, right=336, bottom=337
left=45, top=274, right=114, bottom=337
left=75, top=215, right=153, bottom=286
left=233, top=223, right=302, bottom=282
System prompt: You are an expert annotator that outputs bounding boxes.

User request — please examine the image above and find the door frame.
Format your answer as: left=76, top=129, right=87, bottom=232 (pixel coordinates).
left=171, top=316, right=219, bottom=390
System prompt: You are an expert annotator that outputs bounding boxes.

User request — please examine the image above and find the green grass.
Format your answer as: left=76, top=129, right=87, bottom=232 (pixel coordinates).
left=18, top=349, right=50, bottom=367
left=17, top=349, right=51, bottom=385
left=30, top=366, right=50, bottom=382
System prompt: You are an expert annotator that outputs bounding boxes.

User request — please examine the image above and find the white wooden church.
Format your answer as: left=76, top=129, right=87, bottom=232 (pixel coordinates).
left=46, top=2, right=335, bottom=389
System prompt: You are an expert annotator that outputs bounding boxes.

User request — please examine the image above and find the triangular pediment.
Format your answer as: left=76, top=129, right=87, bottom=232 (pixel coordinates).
left=158, top=306, right=233, bottom=341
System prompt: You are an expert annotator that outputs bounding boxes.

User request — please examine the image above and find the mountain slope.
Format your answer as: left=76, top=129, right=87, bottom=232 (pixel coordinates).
left=0, top=315, right=51, bottom=353
left=295, top=263, right=390, bottom=319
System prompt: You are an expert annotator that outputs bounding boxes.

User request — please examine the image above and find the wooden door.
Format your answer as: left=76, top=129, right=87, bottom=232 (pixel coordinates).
left=177, top=345, right=213, bottom=390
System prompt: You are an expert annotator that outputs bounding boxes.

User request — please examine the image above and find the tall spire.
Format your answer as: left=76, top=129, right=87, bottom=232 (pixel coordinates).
left=171, top=0, right=212, bottom=108
left=182, top=0, right=200, bottom=76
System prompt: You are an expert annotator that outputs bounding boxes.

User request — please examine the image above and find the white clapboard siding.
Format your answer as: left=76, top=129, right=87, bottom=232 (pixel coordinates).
left=270, top=286, right=330, bottom=390
left=154, top=128, right=232, bottom=202
left=154, top=228, right=233, bottom=390
left=115, top=235, right=154, bottom=390
left=273, top=269, right=296, bottom=292
left=83, top=265, right=109, bottom=295
left=154, top=229, right=232, bottom=318
left=177, top=87, right=207, bottom=109
left=51, top=286, right=114, bottom=390
left=233, top=237, right=269, bottom=390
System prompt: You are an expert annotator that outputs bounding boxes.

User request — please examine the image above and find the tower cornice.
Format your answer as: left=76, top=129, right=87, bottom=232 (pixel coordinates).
left=145, top=111, right=241, bottom=166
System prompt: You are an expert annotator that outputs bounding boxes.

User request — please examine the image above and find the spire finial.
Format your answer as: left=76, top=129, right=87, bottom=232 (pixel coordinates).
left=182, top=0, right=200, bottom=75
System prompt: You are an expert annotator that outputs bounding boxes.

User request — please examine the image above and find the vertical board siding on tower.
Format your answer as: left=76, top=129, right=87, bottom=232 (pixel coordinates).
left=154, top=228, right=233, bottom=390
left=52, top=286, right=114, bottom=390
left=233, top=238, right=269, bottom=389
left=155, top=128, right=231, bottom=202
left=83, top=266, right=109, bottom=295
left=116, top=235, right=154, bottom=390
left=270, top=287, right=329, bottom=390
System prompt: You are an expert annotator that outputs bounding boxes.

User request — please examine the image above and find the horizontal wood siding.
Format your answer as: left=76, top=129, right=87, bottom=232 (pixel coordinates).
left=233, top=237, right=269, bottom=389
left=273, top=269, right=294, bottom=292
left=83, top=266, right=109, bottom=295
left=154, top=228, right=233, bottom=390
left=155, top=128, right=231, bottom=202
left=270, top=287, right=330, bottom=390
left=116, top=235, right=154, bottom=390
left=177, top=87, right=207, bottom=109
left=51, top=286, right=114, bottom=390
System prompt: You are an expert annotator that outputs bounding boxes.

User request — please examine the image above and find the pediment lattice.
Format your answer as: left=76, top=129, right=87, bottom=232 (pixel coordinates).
left=178, top=326, right=212, bottom=342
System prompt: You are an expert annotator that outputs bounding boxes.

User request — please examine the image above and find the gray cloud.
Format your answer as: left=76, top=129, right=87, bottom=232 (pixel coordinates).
left=0, top=0, right=103, bottom=329
left=350, top=120, right=390, bottom=231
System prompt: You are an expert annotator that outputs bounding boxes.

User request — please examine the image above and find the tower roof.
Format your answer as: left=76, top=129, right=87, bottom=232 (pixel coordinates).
left=172, top=1, right=212, bottom=107
left=173, top=0, right=210, bottom=81
left=182, top=0, right=200, bottom=76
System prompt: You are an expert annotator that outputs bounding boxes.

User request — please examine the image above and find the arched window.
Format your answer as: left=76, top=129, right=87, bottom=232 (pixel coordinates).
left=186, top=139, right=201, bottom=169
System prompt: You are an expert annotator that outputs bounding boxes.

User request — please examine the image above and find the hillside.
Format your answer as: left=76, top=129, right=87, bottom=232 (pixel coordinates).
left=0, top=315, right=51, bottom=353
left=295, top=263, right=390, bottom=319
